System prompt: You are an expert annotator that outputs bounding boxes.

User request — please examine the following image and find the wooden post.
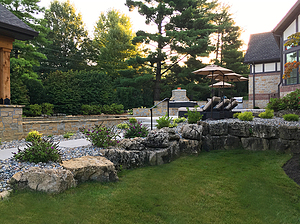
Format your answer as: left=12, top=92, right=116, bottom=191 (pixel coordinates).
left=0, top=35, right=14, bottom=105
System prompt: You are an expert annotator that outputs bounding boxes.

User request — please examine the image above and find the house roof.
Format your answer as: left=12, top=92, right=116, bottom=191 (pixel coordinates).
left=244, top=32, right=280, bottom=64
left=0, top=3, right=38, bottom=40
left=273, top=0, right=300, bottom=36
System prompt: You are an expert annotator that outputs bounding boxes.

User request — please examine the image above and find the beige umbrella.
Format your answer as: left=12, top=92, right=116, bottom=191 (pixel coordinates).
left=192, top=64, right=234, bottom=119
left=209, top=81, right=234, bottom=88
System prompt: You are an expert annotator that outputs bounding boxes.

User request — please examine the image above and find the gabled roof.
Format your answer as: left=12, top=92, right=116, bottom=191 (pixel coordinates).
left=244, top=32, right=280, bottom=64
left=273, top=0, right=300, bottom=36
left=0, top=3, right=38, bottom=40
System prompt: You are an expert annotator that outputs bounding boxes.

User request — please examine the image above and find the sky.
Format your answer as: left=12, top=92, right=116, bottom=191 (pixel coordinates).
left=38, top=0, right=298, bottom=49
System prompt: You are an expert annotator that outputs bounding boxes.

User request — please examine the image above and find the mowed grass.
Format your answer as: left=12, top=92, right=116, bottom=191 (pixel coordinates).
left=0, top=150, right=300, bottom=224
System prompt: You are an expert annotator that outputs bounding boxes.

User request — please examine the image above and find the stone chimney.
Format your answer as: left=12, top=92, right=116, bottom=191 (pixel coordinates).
left=170, top=88, right=190, bottom=101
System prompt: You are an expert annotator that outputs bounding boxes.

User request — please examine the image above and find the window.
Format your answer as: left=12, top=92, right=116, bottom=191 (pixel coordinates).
left=265, top=63, right=276, bottom=72
left=284, top=20, right=296, bottom=40
left=255, top=64, right=263, bottom=73
left=286, top=52, right=298, bottom=85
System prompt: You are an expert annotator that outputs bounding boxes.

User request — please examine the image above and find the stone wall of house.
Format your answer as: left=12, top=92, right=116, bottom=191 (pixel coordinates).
left=280, top=84, right=300, bottom=97
left=248, top=72, right=280, bottom=108
left=0, top=105, right=24, bottom=141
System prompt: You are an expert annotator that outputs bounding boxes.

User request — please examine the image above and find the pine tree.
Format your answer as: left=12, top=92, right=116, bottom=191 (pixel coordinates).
left=126, top=0, right=217, bottom=101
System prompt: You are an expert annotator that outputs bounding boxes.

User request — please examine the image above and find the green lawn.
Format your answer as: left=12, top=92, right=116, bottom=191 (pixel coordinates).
left=0, top=150, right=300, bottom=224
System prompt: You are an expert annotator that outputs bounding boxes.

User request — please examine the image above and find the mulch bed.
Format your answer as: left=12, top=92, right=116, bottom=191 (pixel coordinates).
left=283, top=154, right=300, bottom=186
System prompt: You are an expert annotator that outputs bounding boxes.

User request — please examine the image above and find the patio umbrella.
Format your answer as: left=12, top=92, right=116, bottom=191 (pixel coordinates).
left=209, top=81, right=234, bottom=97
left=192, top=64, right=234, bottom=119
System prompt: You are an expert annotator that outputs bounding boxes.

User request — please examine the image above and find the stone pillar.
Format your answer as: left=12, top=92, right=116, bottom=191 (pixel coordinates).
left=0, top=105, right=24, bottom=142
left=0, top=35, right=14, bottom=105
left=170, top=89, right=190, bottom=101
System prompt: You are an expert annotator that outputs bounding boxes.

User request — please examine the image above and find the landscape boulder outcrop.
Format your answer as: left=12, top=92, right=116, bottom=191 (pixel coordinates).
left=9, top=167, right=76, bottom=193
left=61, top=156, right=119, bottom=183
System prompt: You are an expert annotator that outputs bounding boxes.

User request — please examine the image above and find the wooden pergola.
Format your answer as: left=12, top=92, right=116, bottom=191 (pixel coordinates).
left=0, top=4, right=38, bottom=105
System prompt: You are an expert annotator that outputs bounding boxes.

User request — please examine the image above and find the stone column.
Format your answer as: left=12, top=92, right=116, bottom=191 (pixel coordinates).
left=0, top=35, right=14, bottom=105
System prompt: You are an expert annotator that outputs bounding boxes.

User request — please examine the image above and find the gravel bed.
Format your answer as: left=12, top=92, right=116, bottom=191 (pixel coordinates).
left=0, top=117, right=299, bottom=193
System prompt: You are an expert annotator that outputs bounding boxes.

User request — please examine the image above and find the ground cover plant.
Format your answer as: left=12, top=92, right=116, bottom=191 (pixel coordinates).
left=238, top=111, right=254, bottom=121
left=1, top=150, right=300, bottom=224
left=258, top=109, right=274, bottom=119
left=283, top=113, right=299, bottom=121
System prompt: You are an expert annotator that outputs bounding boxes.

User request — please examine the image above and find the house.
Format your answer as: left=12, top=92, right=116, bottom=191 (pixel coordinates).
left=0, top=3, right=38, bottom=105
left=244, top=0, right=300, bottom=108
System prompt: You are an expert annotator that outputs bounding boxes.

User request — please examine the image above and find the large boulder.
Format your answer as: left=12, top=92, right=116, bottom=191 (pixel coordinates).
left=252, top=124, right=278, bottom=139
left=179, top=139, right=201, bottom=155
left=278, top=126, right=300, bottom=140
left=228, top=122, right=252, bottom=137
left=144, top=129, right=169, bottom=148
left=181, top=124, right=202, bottom=140
left=202, top=135, right=241, bottom=151
left=9, top=167, right=76, bottom=193
left=162, top=127, right=180, bottom=141
left=119, top=137, right=146, bottom=151
left=149, top=141, right=180, bottom=166
left=61, top=156, right=118, bottom=183
left=208, top=122, right=228, bottom=136
left=241, top=137, right=269, bottom=151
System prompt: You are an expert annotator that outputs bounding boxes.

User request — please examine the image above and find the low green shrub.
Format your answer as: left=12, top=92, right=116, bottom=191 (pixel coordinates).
left=233, top=112, right=240, bottom=118
left=117, top=123, right=129, bottom=129
left=267, top=89, right=300, bottom=111
left=238, top=111, right=254, bottom=121
left=26, top=130, right=42, bottom=142
left=63, top=132, right=74, bottom=139
left=13, top=138, right=61, bottom=163
left=174, top=117, right=186, bottom=123
left=258, top=109, right=274, bottom=119
left=41, top=103, right=54, bottom=115
left=124, top=121, right=148, bottom=138
left=80, top=124, right=119, bottom=148
left=29, top=104, right=42, bottom=117
left=186, top=106, right=202, bottom=124
left=81, top=105, right=101, bottom=115
left=129, top=117, right=137, bottom=124
left=156, top=114, right=172, bottom=129
left=283, top=114, right=299, bottom=121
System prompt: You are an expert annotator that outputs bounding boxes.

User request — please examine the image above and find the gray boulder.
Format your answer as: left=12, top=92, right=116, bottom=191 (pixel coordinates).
left=202, top=135, right=241, bottom=151
left=61, top=156, right=118, bottom=183
left=241, top=137, right=269, bottom=151
left=9, top=167, right=76, bottom=193
left=278, top=126, right=300, bottom=140
left=119, top=137, right=146, bottom=151
left=208, top=122, right=228, bottom=136
left=252, top=124, right=278, bottom=139
left=179, top=139, right=201, bottom=155
left=181, top=124, right=202, bottom=140
left=144, top=129, right=169, bottom=148
left=228, top=122, right=252, bottom=137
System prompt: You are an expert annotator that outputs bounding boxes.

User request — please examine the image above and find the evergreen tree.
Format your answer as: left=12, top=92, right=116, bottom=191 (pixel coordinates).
left=39, top=0, right=90, bottom=74
left=92, top=9, right=137, bottom=77
left=126, top=0, right=217, bottom=101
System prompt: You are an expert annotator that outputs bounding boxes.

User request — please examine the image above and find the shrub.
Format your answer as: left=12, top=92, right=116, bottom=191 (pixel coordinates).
left=13, top=138, right=61, bottom=163
left=186, top=106, right=202, bottom=124
left=283, top=114, right=299, bottom=121
left=156, top=114, right=172, bottom=129
left=26, top=130, right=42, bottom=142
left=173, top=117, right=186, bottom=123
left=238, top=111, right=254, bottom=121
left=258, top=109, right=274, bottom=119
left=124, top=121, right=148, bottom=138
left=233, top=112, right=240, bottom=118
left=129, top=117, right=137, bottom=124
left=81, top=105, right=102, bottom=115
left=63, top=132, right=74, bottom=139
left=117, top=123, right=129, bottom=129
left=80, top=124, right=119, bottom=148
left=41, top=103, right=54, bottom=115
left=267, top=89, right=300, bottom=111
left=29, top=104, right=42, bottom=117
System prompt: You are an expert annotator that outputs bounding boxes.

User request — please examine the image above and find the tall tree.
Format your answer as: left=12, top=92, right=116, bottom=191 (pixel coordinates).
left=39, top=0, right=90, bottom=74
left=211, top=4, right=249, bottom=74
left=92, top=9, right=137, bottom=76
left=126, top=0, right=217, bottom=101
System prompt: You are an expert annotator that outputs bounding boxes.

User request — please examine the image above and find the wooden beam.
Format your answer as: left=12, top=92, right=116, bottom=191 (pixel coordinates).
left=0, top=35, right=14, bottom=104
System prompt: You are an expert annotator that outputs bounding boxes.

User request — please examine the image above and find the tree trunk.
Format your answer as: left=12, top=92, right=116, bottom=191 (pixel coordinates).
left=154, top=60, right=161, bottom=101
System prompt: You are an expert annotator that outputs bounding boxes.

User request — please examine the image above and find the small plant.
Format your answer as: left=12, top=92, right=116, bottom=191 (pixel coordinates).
left=258, top=109, right=274, bottom=119
left=238, top=111, right=254, bottom=121
left=156, top=114, right=172, bottom=129
left=283, top=114, right=299, bottom=121
left=13, top=138, right=61, bottom=163
left=173, top=117, right=186, bottom=123
left=233, top=112, right=240, bottom=118
left=26, top=130, right=42, bottom=142
left=63, top=132, right=74, bottom=139
left=124, top=121, right=148, bottom=138
left=80, top=124, right=119, bottom=148
left=129, top=117, right=138, bottom=124
left=117, top=123, right=129, bottom=129
left=127, top=109, right=133, bottom=115
left=186, top=106, right=202, bottom=124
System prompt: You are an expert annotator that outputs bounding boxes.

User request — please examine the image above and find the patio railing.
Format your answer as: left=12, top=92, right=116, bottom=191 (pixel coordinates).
left=149, top=98, right=169, bottom=130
